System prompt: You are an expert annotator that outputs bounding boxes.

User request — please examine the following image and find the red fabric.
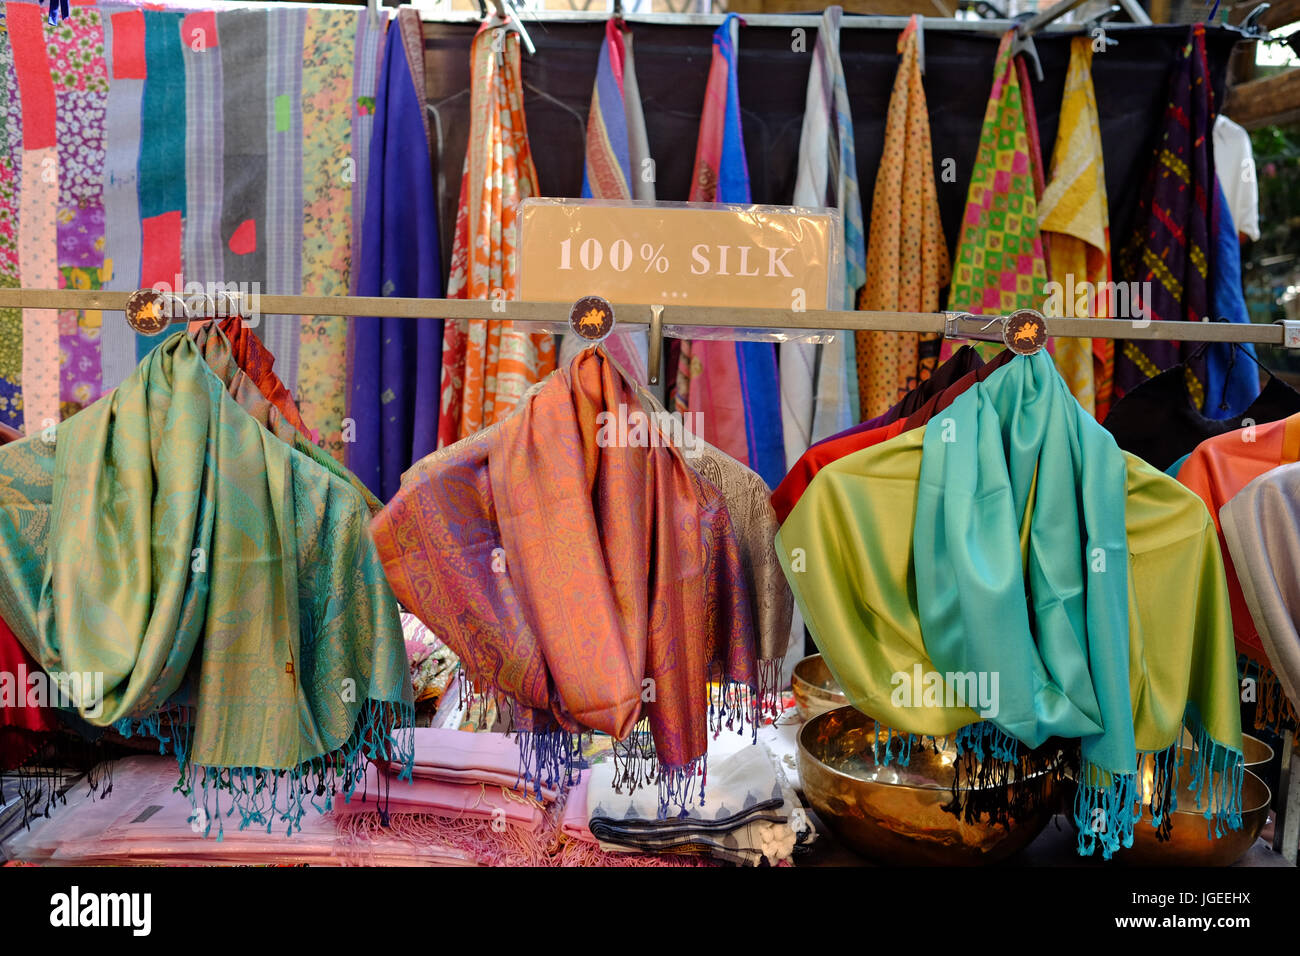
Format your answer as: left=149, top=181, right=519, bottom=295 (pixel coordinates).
left=228, top=218, right=257, bottom=256
left=9, top=3, right=57, bottom=149
left=181, top=11, right=218, bottom=50
left=220, top=317, right=313, bottom=440
left=0, top=427, right=59, bottom=771
left=1178, top=413, right=1300, bottom=662
left=772, top=349, right=1016, bottom=522
left=110, top=9, right=149, bottom=81
left=140, top=211, right=182, bottom=293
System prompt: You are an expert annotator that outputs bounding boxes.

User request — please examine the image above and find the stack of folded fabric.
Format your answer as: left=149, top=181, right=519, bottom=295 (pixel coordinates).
left=332, top=728, right=558, bottom=866
left=335, top=728, right=720, bottom=867
left=6, top=757, right=470, bottom=866
left=570, top=744, right=812, bottom=867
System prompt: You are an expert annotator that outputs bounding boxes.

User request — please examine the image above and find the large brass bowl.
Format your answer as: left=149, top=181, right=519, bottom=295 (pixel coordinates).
left=1122, top=751, right=1271, bottom=866
left=791, top=654, right=849, bottom=722
left=1179, top=730, right=1273, bottom=767
left=798, top=706, right=1056, bottom=865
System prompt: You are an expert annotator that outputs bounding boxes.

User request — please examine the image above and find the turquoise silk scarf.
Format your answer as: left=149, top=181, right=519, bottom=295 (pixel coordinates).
left=914, top=352, right=1135, bottom=853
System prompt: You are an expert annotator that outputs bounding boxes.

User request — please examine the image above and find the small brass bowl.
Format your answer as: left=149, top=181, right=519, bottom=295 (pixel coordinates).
left=791, top=654, right=848, bottom=722
left=1122, top=752, right=1271, bottom=867
left=798, top=706, right=1056, bottom=865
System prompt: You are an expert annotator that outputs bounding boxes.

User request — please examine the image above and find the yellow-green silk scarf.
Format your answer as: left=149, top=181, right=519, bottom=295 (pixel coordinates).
left=777, top=357, right=1242, bottom=858
left=0, top=330, right=412, bottom=834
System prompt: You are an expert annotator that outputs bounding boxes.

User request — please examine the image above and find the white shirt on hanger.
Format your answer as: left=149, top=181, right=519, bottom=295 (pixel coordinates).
left=1214, top=114, right=1261, bottom=242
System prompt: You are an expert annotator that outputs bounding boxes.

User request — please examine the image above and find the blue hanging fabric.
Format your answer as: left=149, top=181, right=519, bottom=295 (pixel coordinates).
left=349, top=10, right=443, bottom=501
left=1205, top=175, right=1263, bottom=419
left=716, top=16, right=784, bottom=489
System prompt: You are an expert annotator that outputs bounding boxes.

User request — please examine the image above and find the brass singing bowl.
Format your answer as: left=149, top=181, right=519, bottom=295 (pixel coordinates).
left=1242, top=733, right=1274, bottom=768
left=791, top=654, right=849, bottom=722
left=1178, top=730, right=1273, bottom=768
left=1121, top=751, right=1271, bottom=867
left=798, top=706, right=1056, bottom=865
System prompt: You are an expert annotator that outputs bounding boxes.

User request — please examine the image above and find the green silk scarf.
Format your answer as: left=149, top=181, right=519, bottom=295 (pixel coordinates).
left=778, top=354, right=1243, bottom=858
left=0, top=330, right=412, bottom=834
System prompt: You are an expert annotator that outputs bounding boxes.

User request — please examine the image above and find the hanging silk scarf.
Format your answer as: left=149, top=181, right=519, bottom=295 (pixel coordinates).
left=945, top=31, right=1048, bottom=359
left=778, top=354, right=1244, bottom=858
left=1220, top=463, right=1300, bottom=723
left=1205, top=176, right=1262, bottom=418
left=1115, top=25, right=1214, bottom=407
left=673, top=15, right=784, bottom=489
left=350, top=9, right=442, bottom=502
left=438, top=25, right=555, bottom=446
left=557, top=18, right=652, bottom=384
left=783, top=5, right=866, bottom=463
left=374, top=348, right=759, bottom=816
left=855, top=16, right=947, bottom=422
left=1178, top=412, right=1300, bottom=731
left=772, top=348, right=1013, bottom=524
left=1039, top=38, right=1111, bottom=419
left=0, top=330, right=412, bottom=834
left=207, top=317, right=382, bottom=514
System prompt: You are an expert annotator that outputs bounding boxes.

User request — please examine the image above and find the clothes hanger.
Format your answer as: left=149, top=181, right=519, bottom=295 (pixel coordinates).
left=1186, top=327, right=1277, bottom=413
left=485, top=0, right=536, bottom=57
left=523, top=83, right=586, bottom=141
left=1084, top=4, right=1121, bottom=49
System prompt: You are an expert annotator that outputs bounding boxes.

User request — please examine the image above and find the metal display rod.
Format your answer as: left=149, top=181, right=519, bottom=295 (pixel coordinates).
left=1, top=287, right=1295, bottom=346
left=402, top=7, right=1158, bottom=30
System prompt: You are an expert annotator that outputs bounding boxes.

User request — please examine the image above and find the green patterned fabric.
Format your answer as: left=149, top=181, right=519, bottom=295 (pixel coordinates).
left=0, top=329, right=411, bottom=834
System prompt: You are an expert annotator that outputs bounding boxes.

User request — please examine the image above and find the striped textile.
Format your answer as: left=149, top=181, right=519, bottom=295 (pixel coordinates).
left=182, top=8, right=224, bottom=290
left=786, top=6, right=868, bottom=452
left=263, top=5, right=304, bottom=393
left=98, top=5, right=143, bottom=395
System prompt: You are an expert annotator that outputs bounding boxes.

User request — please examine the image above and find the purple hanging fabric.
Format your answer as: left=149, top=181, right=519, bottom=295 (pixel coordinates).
left=348, top=11, right=442, bottom=501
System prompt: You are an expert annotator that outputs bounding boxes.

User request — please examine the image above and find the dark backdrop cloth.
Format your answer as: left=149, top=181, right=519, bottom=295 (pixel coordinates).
left=421, top=22, right=1237, bottom=294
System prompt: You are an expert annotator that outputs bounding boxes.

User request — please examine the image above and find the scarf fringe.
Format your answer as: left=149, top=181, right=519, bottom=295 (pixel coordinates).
left=1182, top=708, right=1245, bottom=839
left=755, top=658, right=783, bottom=723
left=116, top=698, right=413, bottom=838
left=867, top=719, right=1068, bottom=830
left=1238, top=653, right=1299, bottom=736
left=514, top=729, right=583, bottom=801
left=707, top=662, right=760, bottom=743
left=1071, top=762, right=1138, bottom=860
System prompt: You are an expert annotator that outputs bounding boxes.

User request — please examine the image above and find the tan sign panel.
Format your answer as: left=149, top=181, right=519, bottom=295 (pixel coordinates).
left=518, top=199, right=838, bottom=312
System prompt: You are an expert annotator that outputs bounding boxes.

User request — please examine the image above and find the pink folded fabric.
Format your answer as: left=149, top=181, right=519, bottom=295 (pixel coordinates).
left=407, top=728, right=559, bottom=802
left=7, top=757, right=476, bottom=866
left=561, top=770, right=597, bottom=844
left=337, top=762, right=546, bottom=832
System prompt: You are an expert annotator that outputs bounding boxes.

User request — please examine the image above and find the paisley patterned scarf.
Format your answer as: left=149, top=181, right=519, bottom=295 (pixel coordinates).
left=0, top=329, right=412, bottom=834
left=374, top=347, right=758, bottom=816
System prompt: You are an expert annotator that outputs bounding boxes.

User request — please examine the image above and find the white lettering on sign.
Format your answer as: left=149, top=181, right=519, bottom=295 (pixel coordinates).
left=690, top=244, right=795, bottom=278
